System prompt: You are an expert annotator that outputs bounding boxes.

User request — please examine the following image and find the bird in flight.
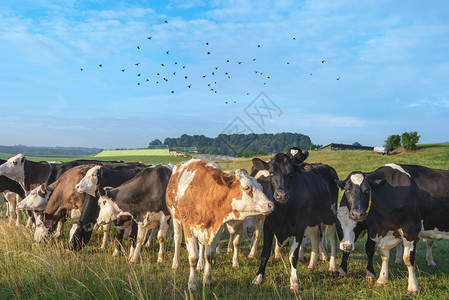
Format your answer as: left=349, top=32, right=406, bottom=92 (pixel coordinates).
left=137, top=73, right=141, bottom=77
left=257, top=45, right=261, bottom=48
left=321, top=60, right=325, bottom=63
left=238, top=62, right=242, bottom=64
left=165, top=20, right=168, bottom=23
left=188, top=84, right=192, bottom=88
left=182, top=65, right=186, bottom=69
left=161, top=64, right=164, bottom=66
left=121, top=69, right=125, bottom=72
left=137, top=46, right=140, bottom=49
left=226, top=59, right=230, bottom=63
left=293, top=37, right=296, bottom=40
left=171, top=91, right=174, bottom=93
left=253, top=58, right=256, bottom=61
left=80, top=68, right=83, bottom=71
left=147, top=36, right=152, bottom=40
left=207, top=52, right=211, bottom=55
left=185, top=76, right=188, bottom=79
left=99, top=64, right=102, bottom=67
left=337, top=77, right=340, bottom=80
left=206, top=42, right=209, bottom=45
left=135, top=63, right=140, bottom=66
left=166, top=51, right=169, bottom=54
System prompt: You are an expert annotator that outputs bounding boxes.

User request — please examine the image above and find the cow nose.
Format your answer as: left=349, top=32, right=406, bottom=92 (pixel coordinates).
left=350, top=210, right=367, bottom=221
left=274, top=191, right=287, bottom=201
left=267, top=202, right=274, bottom=210
left=75, top=184, right=80, bottom=190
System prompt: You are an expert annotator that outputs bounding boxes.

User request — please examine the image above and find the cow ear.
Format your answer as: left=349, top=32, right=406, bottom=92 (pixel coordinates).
left=97, top=186, right=106, bottom=197
left=98, top=167, right=103, bottom=177
left=369, top=178, right=386, bottom=189
left=252, top=158, right=268, bottom=171
left=334, top=179, right=346, bottom=190
left=21, top=156, right=26, bottom=164
left=40, top=183, right=46, bottom=193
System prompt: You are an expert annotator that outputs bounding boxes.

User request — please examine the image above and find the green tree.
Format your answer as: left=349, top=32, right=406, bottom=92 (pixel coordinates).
left=384, top=134, right=401, bottom=150
left=401, top=132, right=420, bottom=151
left=149, top=139, right=162, bottom=146
left=352, top=142, right=362, bottom=147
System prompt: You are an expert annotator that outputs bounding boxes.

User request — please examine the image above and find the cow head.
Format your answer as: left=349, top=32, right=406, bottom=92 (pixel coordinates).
left=286, top=147, right=309, bottom=165
left=76, top=166, right=101, bottom=196
left=252, top=153, right=294, bottom=203
left=230, top=169, right=274, bottom=219
left=34, top=213, right=50, bottom=242
left=336, top=206, right=358, bottom=252
left=17, top=183, right=52, bottom=211
left=335, top=172, right=385, bottom=221
left=96, top=187, right=130, bottom=226
left=0, top=154, right=26, bottom=183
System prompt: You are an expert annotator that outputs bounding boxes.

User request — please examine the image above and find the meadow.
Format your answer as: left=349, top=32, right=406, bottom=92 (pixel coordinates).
left=1, top=144, right=449, bottom=299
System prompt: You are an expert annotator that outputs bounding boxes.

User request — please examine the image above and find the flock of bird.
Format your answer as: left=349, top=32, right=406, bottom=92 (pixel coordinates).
left=80, top=20, right=340, bottom=104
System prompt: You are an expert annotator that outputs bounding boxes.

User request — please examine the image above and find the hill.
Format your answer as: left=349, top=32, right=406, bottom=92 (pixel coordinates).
left=0, top=145, right=101, bottom=157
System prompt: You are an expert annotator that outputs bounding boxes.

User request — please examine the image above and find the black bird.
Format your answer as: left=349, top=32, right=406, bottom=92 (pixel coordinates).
left=188, top=84, right=192, bottom=88
left=264, top=82, right=266, bottom=85
left=215, top=67, right=218, bottom=70
left=182, top=66, right=186, bottom=69
left=165, top=20, right=168, bottom=23
left=206, top=42, right=209, bottom=45
left=137, top=73, right=141, bottom=76
left=253, top=58, right=256, bottom=61
left=185, top=76, right=188, bottom=79
left=246, top=92, right=250, bottom=95
left=255, top=71, right=258, bottom=73
left=234, top=101, right=236, bottom=103
left=207, top=52, right=211, bottom=55
left=171, top=91, right=174, bottom=93
left=310, top=73, right=312, bottom=75
left=156, top=81, right=159, bottom=84
left=214, top=82, right=216, bottom=84
left=157, top=73, right=160, bottom=76
left=135, top=63, right=140, bottom=66
left=121, top=69, right=125, bottom=72
left=173, top=72, right=176, bottom=75
left=166, top=51, right=169, bottom=54
left=226, top=59, right=230, bottom=63
left=174, top=62, right=178, bottom=65
left=225, top=72, right=228, bottom=75
left=99, top=64, right=102, bottom=67
left=146, top=79, right=149, bottom=81
left=202, top=75, right=206, bottom=78
left=322, top=60, right=325, bottom=63
left=147, top=36, right=152, bottom=40
left=337, top=77, right=340, bottom=80
left=238, top=62, right=242, bottom=64
left=137, top=46, right=140, bottom=49
left=225, top=101, right=228, bottom=104
left=293, top=37, right=296, bottom=40
left=163, top=78, right=168, bottom=81
left=80, top=68, right=83, bottom=71
left=257, top=45, right=261, bottom=47
left=287, top=62, right=290, bottom=64
left=137, top=83, right=140, bottom=85
left=212, top=72, right=215, bottom=75
left=260, top=72, right=263, bottom=75
left=161, top=64, right=164, bottom=66
left=208, top=84, right=211, bottom=86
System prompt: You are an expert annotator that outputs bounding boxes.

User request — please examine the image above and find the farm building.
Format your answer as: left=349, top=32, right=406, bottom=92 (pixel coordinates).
left=95, top=148, right=170, bottom=157
left=320, top=143, right=373, bottom=151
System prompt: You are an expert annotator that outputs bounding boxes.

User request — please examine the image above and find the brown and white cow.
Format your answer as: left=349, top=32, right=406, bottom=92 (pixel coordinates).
left=166, top=159, right=274, bottom=291
left=32, top=164, right=96, bottom=242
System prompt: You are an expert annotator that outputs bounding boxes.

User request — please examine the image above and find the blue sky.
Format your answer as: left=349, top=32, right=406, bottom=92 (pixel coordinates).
left=1, top=0, right=448, bottom=149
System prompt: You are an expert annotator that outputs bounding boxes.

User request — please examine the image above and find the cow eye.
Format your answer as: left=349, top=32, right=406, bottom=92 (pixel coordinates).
left=13, top=161, right=17, bottom=165
left=243, top=186, right=251, bottom=191
left=92, top=173, right=97, bottom=177
left=103, top=200, right=107, bottom=205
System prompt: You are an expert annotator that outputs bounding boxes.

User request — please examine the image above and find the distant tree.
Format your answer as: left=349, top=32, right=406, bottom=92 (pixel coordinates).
left=384, top=134, right=401, bottom=150
left=257, top=150, right=267, bottom=156
left=307, top=144, right=322, bottom=150
left=352, top=142, right=362, bottom=147
left=401, top=132, right=420, bottom=151
left=149, top=139, right=162, bottom=146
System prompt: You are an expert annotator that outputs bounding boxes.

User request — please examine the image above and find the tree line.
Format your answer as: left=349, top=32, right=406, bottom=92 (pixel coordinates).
left=149, top=133, right=312, bottom=156
left=0, top=145, right=101, bottom=157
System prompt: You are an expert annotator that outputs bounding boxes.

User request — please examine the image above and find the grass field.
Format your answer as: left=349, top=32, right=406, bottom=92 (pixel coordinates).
left=1, top=144, right=449, bottom=299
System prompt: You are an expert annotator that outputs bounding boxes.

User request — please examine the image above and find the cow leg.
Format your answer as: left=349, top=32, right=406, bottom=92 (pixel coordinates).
left=402, top=238, right=419, bottom=294
left=101, top=223, right=111, bottom=249
left=307, top=225, right=320, bottom=269
left=365, top=237, right=376, bottom=281
left=113, top=228, right=126, bottom=257
left=197, top=243, right=204, bottom=271
left=54, top=218, right=65, bottom=239
left=128, top=221, right=138, bottom=259
left=129, top=225, right=148, bottom=263
left=376, top=248, right=390, bottom=285
left=327, top=224, right=337, bottom=275
left=425, top=239, right=436, bottom=267
left=298, top=235, right=306, bottom=261
left=186, top=236, right=199, bottom=291
left=252, top=224, right=274, bottom=286
left=156, top=214, right=170, bottom=263
left=145, top=227, right=157, bottom=248
left=338, top=251, right=350, bottom=277
left=248, top=220, right=261, bottom=259
left=274, top=236, right=282, bottom=259
left=171, top=218, right=182, bottom=270
left=289, top=236, right=301, bottom=291
left=319, top=224, right=328, bottom=262
left=394, top=243, right=403, bottom=264
left=204, top=229, right=223, bottom=287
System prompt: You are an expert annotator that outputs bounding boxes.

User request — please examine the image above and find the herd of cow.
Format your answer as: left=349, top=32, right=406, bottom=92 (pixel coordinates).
left=0, top=148, right=448, bottom=294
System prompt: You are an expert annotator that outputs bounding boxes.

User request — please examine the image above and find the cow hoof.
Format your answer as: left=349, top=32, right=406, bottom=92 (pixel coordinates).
left=157, top=254, right=164, bottom=263
left=196, top=266, right=203, bottom=272
left=375, top=280, right=388, bottom=286
left=407, top=289, right=418, bottom=295
left=227, top=249, right=233, bottom=254
left=248, top=254, right=255, bottom=259
left=427, top=262, right=437, bottom=267
left=290, top=283, right=299, bottom=291
left=112, top=249, right=120, bottom=257
left=307, top=263, right=317, bottom=270
left=172, top=263, right=179, bottom=270
left=338, top=268, right=346, bottom=277
left=232, top=263, right=240, bottom=268
left=274, top=255, right=281, bottom=260
left=328, top=270, right=337, bottom=277
left=188, top=284, right=197, bottom=292
left=251, top=274, right=263, bottom=286
left=365, top=271, right=375, bottom=282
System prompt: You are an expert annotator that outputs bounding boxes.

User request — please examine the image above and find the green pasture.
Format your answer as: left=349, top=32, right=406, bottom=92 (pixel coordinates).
left=1, top=143, right=449, bottom=299
left=96, top=149, right=170, bottom=157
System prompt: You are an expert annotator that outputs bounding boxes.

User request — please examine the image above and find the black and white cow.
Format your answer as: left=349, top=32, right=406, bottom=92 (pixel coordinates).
left=69, top=163, right=147, bottom=254
left=335, top=163, right=449, bottom=294
left=251, top=153, right=339, bottom=291
left=96, top=165, right=172, bottom=263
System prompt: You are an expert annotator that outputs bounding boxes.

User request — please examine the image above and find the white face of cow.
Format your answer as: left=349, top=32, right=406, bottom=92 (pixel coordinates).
left=230, top=169, right=274, bottom=220
left=0, top=154, right=26, bottom=183
left=76, top=166, right=100, bottom=196
left=17, top=184, right=51, bottom=211
left=34, top=214, right=50, bottom=242
left=337, top=206, right=357, bottom=252
left=96, top=195, right=127, bottom=226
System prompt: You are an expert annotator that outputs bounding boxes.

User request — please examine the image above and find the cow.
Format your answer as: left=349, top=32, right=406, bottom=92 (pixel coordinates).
left=28, top=164, right=97, bottom=241
left=96, top=165, right=172, bottom=263
left=69, top=163, right=147, bottom=254
left=250, top=153, right=338, bottom=291
left=335, top=163, right=449, bottom=294
left=167, top=159, right=274, bottom=291
left=1, top=159, right=26, bottom=224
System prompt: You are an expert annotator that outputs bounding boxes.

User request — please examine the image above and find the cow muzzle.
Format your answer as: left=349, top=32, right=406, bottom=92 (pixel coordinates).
left=349, top=209, right=367, bottom=221
left=339, top=241, right=354, bottom=252
left=274, top=191, right=288, bottom=203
